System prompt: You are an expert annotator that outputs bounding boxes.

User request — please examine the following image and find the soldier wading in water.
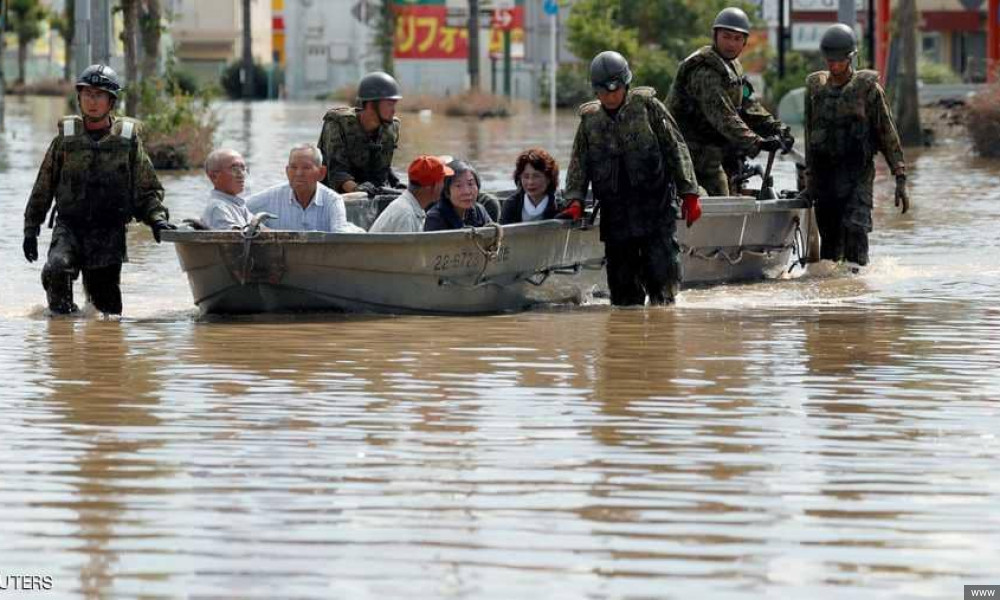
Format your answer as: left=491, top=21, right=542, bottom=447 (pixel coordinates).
left=668, top=7, right=793, bottom=196
left=804, top=24, right=908, bottom=269
left=564, top=51, right=701, bottom=307
left=317, top=71, right=406, bottom=197
left=22, top=64, right=175, bottom=316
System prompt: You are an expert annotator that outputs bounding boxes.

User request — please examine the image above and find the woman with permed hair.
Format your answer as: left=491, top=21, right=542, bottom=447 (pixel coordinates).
left=500, top=147, right=568, bottom=224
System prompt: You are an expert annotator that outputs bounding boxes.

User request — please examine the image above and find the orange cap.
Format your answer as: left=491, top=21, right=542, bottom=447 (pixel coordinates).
left=407, top=155, right=454, bottom=186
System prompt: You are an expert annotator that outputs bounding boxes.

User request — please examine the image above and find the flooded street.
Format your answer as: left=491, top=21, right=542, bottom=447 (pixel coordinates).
left=2, top=96, right=1000, bottom=598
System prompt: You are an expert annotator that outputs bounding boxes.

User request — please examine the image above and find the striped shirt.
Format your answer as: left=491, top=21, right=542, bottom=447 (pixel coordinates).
left=201, top=189, right=253, bottom=230
left=247, top=182, right=353, bottom=232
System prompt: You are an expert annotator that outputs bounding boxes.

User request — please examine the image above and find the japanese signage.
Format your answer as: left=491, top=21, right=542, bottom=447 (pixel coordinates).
left=393, top=0, right=524, bottom=61
left=394, top=0, right=469, bottom=59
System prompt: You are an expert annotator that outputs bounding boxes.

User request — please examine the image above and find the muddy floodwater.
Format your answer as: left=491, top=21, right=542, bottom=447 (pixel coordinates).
left=1, top=96, right=999, bottom=599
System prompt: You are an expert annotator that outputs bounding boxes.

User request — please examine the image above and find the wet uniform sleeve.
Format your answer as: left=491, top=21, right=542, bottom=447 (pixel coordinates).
left=690, top=68, right=761, bottom=156
left=871, top=83, right=906, bottom=178
left=132, top=139, right=168, bottom=225
left=741, top=86, right=783, bottom=138
left=564, top=122, right=590, bottom=203
left=649, top=100, right=699, bottom=197
left=318, top=118, right=354, bottom=193
left=803, top=84, right=816, bottom=196
left=24, top=137, right=62, bottom=237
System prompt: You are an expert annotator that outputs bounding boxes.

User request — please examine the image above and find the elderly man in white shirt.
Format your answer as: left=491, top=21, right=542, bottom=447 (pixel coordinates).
left=201, top=148, right=253, bottom=230
left=369, top=155, right=453, bottom=233
left=248, top=143, right=361, bottom=232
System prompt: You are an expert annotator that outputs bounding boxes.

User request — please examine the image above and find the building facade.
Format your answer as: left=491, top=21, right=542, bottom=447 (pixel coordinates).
left=166, top=0, right=273, bottom=84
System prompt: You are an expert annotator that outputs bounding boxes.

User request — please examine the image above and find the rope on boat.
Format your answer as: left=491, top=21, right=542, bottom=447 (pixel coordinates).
left=237, top=212, right=276, bottom=285
left=467, top=223, right=505, bottom=283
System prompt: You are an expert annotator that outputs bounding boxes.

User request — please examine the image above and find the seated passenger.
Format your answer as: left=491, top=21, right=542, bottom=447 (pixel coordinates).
left=201, top=148, right=253, bottom=230
left=500, top=147, right=562, bottom=224
left=424, top=159, right=494, bottom=231
left=369, top=155, right=452, bottom=233
left=247, top=143, right=360, bottom=232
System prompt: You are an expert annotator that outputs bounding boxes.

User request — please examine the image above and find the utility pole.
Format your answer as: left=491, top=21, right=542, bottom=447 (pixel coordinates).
left=777, top=0, right=785, bottom=78
left=91, top=0, right=111, bottom=64
left=867, top=0, right=876, bottom=69
left=1, top=0, right=6, bottom=132
left=74, top=0, right=91, bottom=76
left=895, top=0, right=922, bottom=145
left=241, top=0, right=254, bottom=98
left=468, top=0, right=480, bottom=90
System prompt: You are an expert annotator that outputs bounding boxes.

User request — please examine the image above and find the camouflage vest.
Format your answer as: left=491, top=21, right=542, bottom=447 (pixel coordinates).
left=669, top=46, right=745, bottom=145
left=55, top=115, right=139, bottom=225
left=322, top=106, right=399, bottom=185
left=806, top=69, right=880, bottom=169
left=576, top=87, right=667, bottom=200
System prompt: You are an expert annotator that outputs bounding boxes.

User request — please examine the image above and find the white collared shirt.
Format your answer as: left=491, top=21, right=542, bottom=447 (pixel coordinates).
left=201, top=189, right=253, bottom=230
left=521, top=194, right=551, bottom=222
left=247, top=182, right=353, bottom=232
left=369, top=190, right=427, bottom=233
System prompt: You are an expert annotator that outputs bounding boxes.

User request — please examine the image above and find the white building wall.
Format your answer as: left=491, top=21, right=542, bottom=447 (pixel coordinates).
left=284, top=0, right=378, bottom=99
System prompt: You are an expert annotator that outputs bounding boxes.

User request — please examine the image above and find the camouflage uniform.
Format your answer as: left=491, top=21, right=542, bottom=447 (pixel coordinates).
left=565, top=87, right=699, bottom=306
left=317, top=106, right=400, bottom=193
left=24, top=115, right=168, bottom=314
left=804, top=69, right=905, bottom=266
left=668, top=46, right=784, bottom=196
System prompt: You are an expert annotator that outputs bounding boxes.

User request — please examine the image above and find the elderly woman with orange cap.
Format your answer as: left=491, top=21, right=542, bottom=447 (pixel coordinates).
left=424, top=159, right=495, bottom=232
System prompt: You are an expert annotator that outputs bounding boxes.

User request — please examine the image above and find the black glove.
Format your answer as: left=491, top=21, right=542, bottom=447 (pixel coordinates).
left=779, top=127, right=795, bottom=154
left=151, top=220, right=177, bottom=243
left=356, top=182, right=379, bottom=198
left=895, top=175, right=909, bottom=214
left=759, top=136, right=784, bottom=153
left=23, top=236, right=38, bottom=263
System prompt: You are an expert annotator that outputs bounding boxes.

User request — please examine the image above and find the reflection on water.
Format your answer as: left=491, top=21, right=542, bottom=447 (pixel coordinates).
left=1, top=97, right=1000, bottom=598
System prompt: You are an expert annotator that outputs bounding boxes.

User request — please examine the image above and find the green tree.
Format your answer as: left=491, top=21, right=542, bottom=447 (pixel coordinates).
left=48, top=1, right=74, bottom=81
left=8, top=0, right=48, bottom=84
left=565, top=0, right=760, bottom=99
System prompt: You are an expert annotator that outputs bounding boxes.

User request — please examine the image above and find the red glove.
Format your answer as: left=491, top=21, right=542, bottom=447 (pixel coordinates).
left=555, top=199, right=584, bottom=221
left=681, top=193, right=702, bottom=227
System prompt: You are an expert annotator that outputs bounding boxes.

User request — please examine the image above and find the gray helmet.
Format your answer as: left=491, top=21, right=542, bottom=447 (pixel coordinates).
left=820, top=23, right=858, bottom=61
left=357, top=71, right=402, bottom=103
left=712, top=7, right=751, bottom=36
left=76, top=64, right=121, bottom=98
left=590, top=51, right=632, bottom=92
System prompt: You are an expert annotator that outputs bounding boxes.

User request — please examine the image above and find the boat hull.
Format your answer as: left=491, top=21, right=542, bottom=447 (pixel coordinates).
left=163, top=196, right=813, bottom=315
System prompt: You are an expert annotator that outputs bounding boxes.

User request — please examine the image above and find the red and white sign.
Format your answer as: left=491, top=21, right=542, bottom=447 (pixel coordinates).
left=492, top=8, right=514, bottom=31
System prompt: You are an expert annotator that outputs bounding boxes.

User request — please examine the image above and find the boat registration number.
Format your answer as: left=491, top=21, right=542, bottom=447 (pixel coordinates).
left=433, top=247, right=510, bottom=271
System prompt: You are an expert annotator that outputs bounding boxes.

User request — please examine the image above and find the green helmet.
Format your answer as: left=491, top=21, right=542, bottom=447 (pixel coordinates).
left=820, top=23, right=858, bottom=61
left=712, top=7, right=751, bottom=36
left=76, top=64, right=121, bottom=98
left=590, top=51, right=632, bottom=92
left=357, top=71, right=402, bottom=103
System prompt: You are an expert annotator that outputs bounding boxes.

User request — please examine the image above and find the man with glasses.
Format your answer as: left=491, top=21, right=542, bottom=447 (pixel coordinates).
left=563, top=51, right=700, bottom=307
left=22, top=64, right=175, bottom=316
left=201, top=148, right=253, bottom=230
left=668, top=7, right=793, bottom=196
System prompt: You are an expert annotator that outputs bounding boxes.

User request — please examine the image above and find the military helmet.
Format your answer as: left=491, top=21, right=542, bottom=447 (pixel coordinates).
left=712, top=7, right=751, bottom=36
left=75, top=64, right=121, bottom=98
left=357, top=71, right=402, bottom=103
left=590, top=51, right=633, bottom=92
left=820, top=23, right=858, bottom=61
